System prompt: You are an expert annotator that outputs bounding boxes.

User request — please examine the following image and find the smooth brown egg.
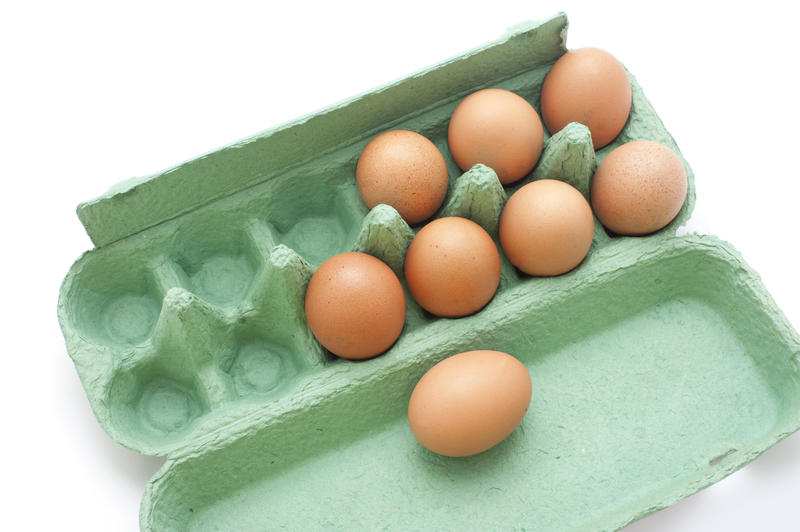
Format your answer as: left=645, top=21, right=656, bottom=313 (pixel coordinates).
left=356, top=130, right=449, bottom=225
left=448, top=88, right=544, bottom=185
left=540, top=47, right=632, bottom=149
left=304, top=252, right=405, bottom=360
left=408, top=350, right=532, bottom=457
left=404, top=217, right=501, bottom=318
left=591, top=140, right=688, bottom=235
left=499, top=179, right=594, bottom=276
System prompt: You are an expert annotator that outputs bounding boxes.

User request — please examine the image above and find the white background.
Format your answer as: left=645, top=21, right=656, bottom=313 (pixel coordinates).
left=2, top=1, right=799, bottom=530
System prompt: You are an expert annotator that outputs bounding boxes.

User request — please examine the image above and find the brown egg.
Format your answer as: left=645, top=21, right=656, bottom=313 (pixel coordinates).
left=356, top=130, right=449, bottom=225
left=304, top=252, right=405, bottom=360
left=591, top=140, right=687, bottom=235
left=448, top=88, right=544, bottom=185
left=499, top=179, right=594, bottom=276
left=540, top=47, right=632, bottom=149
left=404, top=217, right=501, bottom=318
left=408, top=350, right=532, bottom=457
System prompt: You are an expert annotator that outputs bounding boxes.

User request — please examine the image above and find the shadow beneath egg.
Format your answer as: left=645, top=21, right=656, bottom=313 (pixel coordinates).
left=410, top=419, right=531, bottom=478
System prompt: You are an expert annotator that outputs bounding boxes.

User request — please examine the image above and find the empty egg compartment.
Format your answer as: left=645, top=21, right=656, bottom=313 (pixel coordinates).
left=166, top=211, right=264, bottom=310
left=60, top=206, right=339, bottom=452
left=108, top=352, right=213, bottom=449
left=104, top=285, right=236, bottom=449
left=60, top=248, right=163, bottom=351
left=227, top=338, right=298, bottom=398
left=99, top=275, right=329, bottom=452
left=224, top=238, right=329, bottom=381
left=258, top=175, right=365, bottom=269
left=105, top=278, right=320, bottom=451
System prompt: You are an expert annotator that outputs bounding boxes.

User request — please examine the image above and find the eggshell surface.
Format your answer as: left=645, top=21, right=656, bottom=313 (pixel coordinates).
left=448, top=88, right=544, bottom=185
left=541, top=47, right=632, bottom=149
left=356, top=130, right=449, bottom=225
left=591, top=140, right=688, bottom=235
left=304, top=252, right=405, bottom=360
left=404, top=217, right=501, bottom=318
left=408, top=350, right=532, bottom=457
left=499, top=179, right=594, bottom=276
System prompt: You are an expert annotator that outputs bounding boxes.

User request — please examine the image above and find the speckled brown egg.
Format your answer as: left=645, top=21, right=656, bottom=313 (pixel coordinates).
left=408, top=350, right=532, bottom=457
left=356, top=130, right=449, bottom=225
left=404, top=217, right=501, bottom=318
left=591, top=140, right=687, bottom=235
left=304, top=252, right=405, bottom=360
left=541, top=47, right=632, bottom=149
left=499, top=179, right=594, bottom=276
left=448, top=88, right=544, bottom=185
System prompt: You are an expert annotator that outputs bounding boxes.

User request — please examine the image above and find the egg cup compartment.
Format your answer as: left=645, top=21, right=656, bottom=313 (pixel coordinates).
left=109, top=353, right=210, bottom=447
left=270, top=182, right=365, bottom=268
left=228, top=338, right=298, bottom=397
left=140, top=235, right=800, bottom=531
left=58, top=12, right=800, bottom=531
left=167, top=212, right=264, bottom=309
left=63, top=250, right=163, bottom=350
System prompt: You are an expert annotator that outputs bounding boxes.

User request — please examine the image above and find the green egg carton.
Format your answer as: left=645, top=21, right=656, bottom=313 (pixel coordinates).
left=57, top=12, right=800, bottom=531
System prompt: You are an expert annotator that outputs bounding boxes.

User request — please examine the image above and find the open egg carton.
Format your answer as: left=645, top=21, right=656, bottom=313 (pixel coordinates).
left=58, top=12, right=800, bottom=531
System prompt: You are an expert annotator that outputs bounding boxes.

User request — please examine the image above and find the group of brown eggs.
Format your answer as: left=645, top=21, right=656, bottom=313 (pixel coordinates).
left=303, top=48, right=688, bottom=458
